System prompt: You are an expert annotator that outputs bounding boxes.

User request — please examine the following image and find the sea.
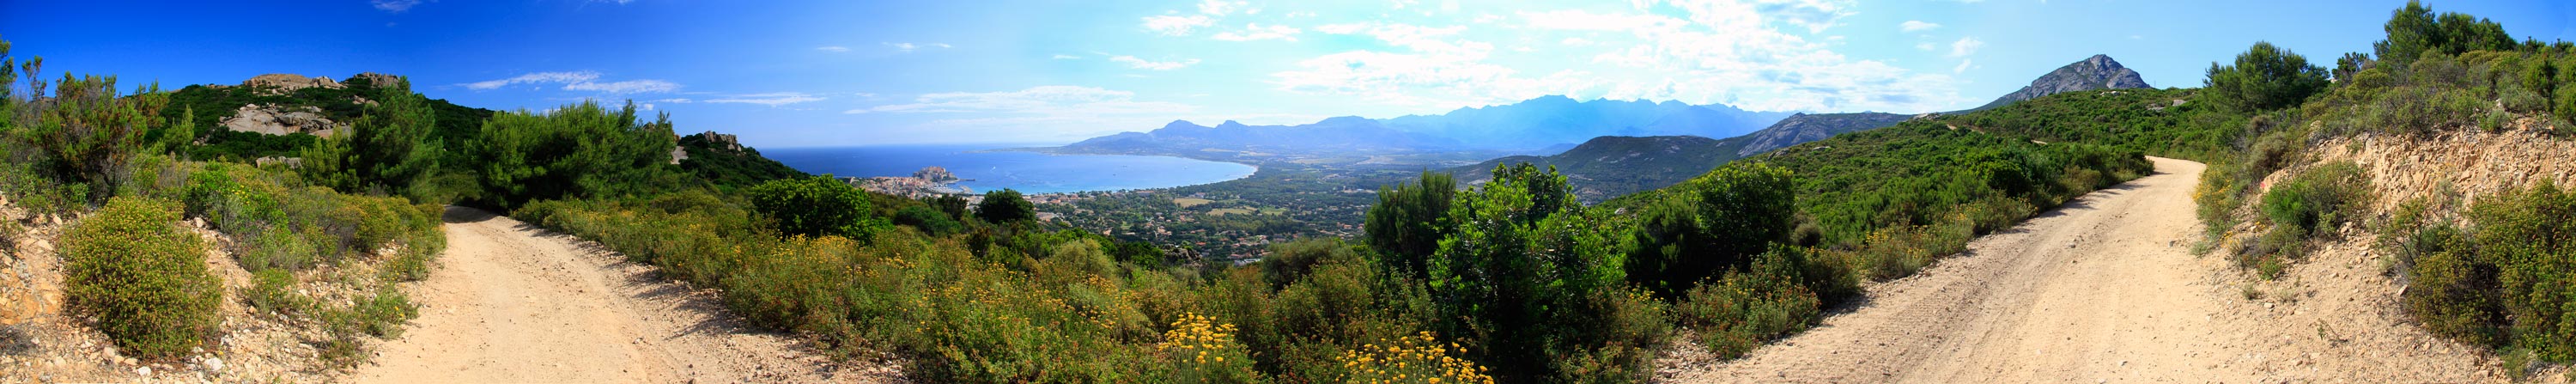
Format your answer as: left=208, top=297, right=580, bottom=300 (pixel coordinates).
left=762, top=144, right=1258, bottom=194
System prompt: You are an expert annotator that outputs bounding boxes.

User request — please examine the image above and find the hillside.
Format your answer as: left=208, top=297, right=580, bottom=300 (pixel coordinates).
left=166, top=73, right=496, bottom=161
left=1729, top=112, right=1917, bottom=156
left=1448, top=135, right=1748, bottom=201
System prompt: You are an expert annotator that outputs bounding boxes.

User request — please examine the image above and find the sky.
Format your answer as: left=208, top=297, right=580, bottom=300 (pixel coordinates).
left=2, top=0, right=2572, bottom=148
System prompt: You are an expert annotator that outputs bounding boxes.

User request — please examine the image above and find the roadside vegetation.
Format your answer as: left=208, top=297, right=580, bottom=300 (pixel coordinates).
left=0, top=36, right=447, bottom=369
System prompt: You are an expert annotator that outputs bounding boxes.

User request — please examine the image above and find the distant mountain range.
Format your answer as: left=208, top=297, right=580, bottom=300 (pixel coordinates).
left=1447, top=112, right=1919, bottom=201
left=1054, top=95, right=1794, bottom=155
left=1449, top=54, right=2153, bottom=200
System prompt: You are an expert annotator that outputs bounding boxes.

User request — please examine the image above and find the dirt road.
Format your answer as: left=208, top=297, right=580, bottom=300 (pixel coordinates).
left=1663, top=157, right=2507, bottom=383
left=355, top=207, right=883, bottom=383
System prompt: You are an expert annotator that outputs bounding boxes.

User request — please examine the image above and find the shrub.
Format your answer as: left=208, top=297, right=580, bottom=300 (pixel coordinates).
left=2251, top=162, right=2372, bottom=261
left=60, top=197, right=221, bottom=360
left=1363, top=171, right=1455, bottom=277
left=2202, top=41, right=2333, bottom=113
left=977, top=188, right=1037, bottom=223
left=746, top=175, right=891, bottom=241
left=893, top=204, right=965, bottom=236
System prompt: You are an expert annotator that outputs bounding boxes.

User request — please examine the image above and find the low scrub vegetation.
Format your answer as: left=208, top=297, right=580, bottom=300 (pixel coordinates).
left=2243, top=162, right=2372, bottom=273
left=58, top=197, right=221, bottom=361
left=2393, top=182, right=2576, bottom=361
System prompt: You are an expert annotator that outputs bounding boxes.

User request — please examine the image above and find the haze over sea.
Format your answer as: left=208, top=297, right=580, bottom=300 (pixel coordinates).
left=764, top=144, right=1257, bottom=194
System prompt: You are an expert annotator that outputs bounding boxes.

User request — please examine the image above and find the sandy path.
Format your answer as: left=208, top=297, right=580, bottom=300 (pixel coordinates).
left=355, top=207, right=878, bottom=383
left=1670, top=157, right=2248, bottom=382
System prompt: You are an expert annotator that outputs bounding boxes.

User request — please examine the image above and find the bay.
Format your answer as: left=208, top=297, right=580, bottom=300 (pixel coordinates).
left=762, top=144, right=1257, bottom=194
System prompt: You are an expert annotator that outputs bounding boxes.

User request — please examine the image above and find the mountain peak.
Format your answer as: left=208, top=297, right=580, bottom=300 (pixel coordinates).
left=1974, top=54, right=2150, bottom=110
left=1160, top=119, right=1206, bottom=130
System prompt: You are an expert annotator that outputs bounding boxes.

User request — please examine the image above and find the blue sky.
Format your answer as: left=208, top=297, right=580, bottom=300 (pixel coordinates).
left=3, top=0, right=2571, bottom=148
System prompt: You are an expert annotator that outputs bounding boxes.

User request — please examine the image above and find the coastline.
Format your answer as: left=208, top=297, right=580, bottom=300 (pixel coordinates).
left=786, top=144, right=1261, bottom=196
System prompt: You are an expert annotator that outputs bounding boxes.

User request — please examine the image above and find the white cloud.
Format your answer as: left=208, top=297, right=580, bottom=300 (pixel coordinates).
left=1053, top=54, right=1084, bottom=59
left=815, top=46, right=851, bottom=52
left=1954, top=58, right=1975, bottom=73
left=1142, top=15, right=1216, bottom=36
left=654, top=98, right=695, bottom=103
left=1212, top=23, right=1303, bottom=41
left=563, top=80, right=681, bottom=94
left=1518, top=9, right=1686, bottom=31
left=884, top=42, right=951, bottom=52
left=372, top=0, right=423, bottom=12
left=465, top=71, right=678, bottom=94
left=1110, top=56, right=1203, bottom=70
left=464, top=71, right=598, bottom=90
left=1899, top=21, right=1941, bottom=33
left=1271, top=0, right=1962, bottom=113
left=704, top=92, right=825, bottom=107
left=1196, top=0, right=1245, bottom=16
left=1916, top=42, right=1935, bottom=51
left=1949, top=36, right=1983, bottom=58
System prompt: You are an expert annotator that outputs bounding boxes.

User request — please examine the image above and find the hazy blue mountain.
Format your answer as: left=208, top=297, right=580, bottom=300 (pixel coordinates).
left=1052, top=95, right=1790, bottom=155
left=1380, top=95, right=1793, bottom=149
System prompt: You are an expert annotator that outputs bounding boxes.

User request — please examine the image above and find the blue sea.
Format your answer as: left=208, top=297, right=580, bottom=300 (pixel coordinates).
left=762, top=144, right=1257, bottom=194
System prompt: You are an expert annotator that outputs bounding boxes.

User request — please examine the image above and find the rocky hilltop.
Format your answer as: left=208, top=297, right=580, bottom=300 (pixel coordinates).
left=1730, top=112, right=1917, bottom=157
left=1975, top=54, right=2151, bottom=110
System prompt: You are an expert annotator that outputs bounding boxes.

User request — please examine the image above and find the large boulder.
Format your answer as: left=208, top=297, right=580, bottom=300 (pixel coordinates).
left=221, top=104, right=343, bottom=137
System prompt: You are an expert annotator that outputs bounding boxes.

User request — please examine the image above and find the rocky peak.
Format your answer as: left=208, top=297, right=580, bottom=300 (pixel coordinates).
left=238, top=74, right=345, bottom=95
left=1974, top=54, right=2151, bottom=110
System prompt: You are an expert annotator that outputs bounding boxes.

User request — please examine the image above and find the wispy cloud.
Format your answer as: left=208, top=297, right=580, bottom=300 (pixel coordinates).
left=1052, top=54, right=1084, bottom=59
left=1271, top=0, right=1965, bottom=113
left=1141, top=0, right=1251, bottom=36
left=1899, top=21, right=1941, bottom=33
left=371, top=0, right=424, bottom=12
left=1949, top=36, right=1984, bottom=58
left=463, top=70, right=678, bottom=94
left=884, top=42, right=952, bottom=52
left=705, top=92, right=826, bottom=107
left=564, top=80, right=680, bottom=94
left=1142, top=15, right=1215, bottom=36
left=1212, top=23, right=1302, bottom=41
left=815, top=46, right=851, bottom=52
left=1110, top=56, right=1202, bottom=70
left=465, top=71, right=598, bottom=90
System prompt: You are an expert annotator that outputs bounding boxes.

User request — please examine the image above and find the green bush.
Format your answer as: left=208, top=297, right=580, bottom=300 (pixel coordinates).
left=746, top=175, right=891, bottom=241
left=2251, top=162, right=2371, bottom=262
left=2202, top=41, right=2333, bottom=113
left=60, top=197, right=221, bottom=360
left=1674, top=247, right=1823, bottom=360
left=977, top=188, right=1037, bottom=223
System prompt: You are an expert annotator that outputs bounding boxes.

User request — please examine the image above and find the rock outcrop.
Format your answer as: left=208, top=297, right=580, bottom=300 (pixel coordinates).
left=913, top=167, right=959, bottom=183
left=237, top=74, right=344, bottom=96
left=1974, top=54, right=2151, bottom=110
left=220, top=104, right=343, bottom=137
left=348, top=72, right=404, bottom=88
left=695, top=131, right=744, bottom=151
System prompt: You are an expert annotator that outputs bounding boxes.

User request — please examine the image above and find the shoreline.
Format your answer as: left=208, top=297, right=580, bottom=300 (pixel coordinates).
left=804, top=145, right=1261, bottom=196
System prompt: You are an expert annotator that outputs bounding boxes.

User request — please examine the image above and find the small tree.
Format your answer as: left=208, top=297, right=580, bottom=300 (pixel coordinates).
left=748, top=175, right=890, bottom=241
left=2203, top=41, right=2332, bottom=113
left=976, top=188, right=1036, bottom=223
left=1362, top=171, right=1454, bottom=277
